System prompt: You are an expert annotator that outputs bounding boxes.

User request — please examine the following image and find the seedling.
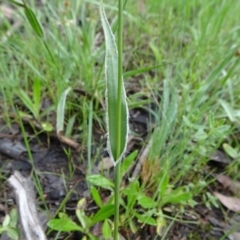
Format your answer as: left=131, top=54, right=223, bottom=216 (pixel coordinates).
left=0, top=209, right=19, bottom=240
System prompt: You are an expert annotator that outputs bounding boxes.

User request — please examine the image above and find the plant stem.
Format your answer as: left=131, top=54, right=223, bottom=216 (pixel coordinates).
left=87, top=100, right=93, bottom=177
left=114, top=161, right=121, bottom=240
left=114, top=0, right=123, bottom=239
left=116, top=0, right=124, bottom=160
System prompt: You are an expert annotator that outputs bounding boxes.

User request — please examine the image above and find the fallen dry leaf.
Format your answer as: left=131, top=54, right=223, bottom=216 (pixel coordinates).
left=91, top=222, right=102, bottom=237
left=210, top=150, right=229, bottom=164
left=216, top=174, right=240, bottom=195
left=97, top=157, right=114, bottom=170
left=214, top=192, right=240, bottom=212
left=228, top=232, right=240, bottom=240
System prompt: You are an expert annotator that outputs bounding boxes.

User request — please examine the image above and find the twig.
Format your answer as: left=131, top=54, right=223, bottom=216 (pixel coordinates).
left=7, top=113, right=81, bottom=151
left=7, top=171, right=47, bottom=240
left=57, top=133, right=81, bottom=151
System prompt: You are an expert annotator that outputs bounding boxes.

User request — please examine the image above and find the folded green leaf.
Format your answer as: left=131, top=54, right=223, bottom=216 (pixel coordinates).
left=56, top=87, right=72, bottom=134
left=100, top=6, right=128, bottom=163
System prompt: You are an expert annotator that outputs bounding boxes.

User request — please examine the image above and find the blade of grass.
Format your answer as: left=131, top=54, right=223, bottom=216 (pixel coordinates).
left=56, top=87, right=72, bottom=134
left=23, top=5, right=44, bottom=38
left=87, top=101, right=93, bottom=176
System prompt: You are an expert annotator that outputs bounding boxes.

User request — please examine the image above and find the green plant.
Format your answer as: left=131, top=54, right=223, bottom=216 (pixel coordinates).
left=0, top=209, right=19, bottom=240
left=48, top=176, right=192, bottom=238
left=47, top=150, right=136, bottom=239
left=202, top=192, right=219, bottom=209
left=100, top=2, right=128, bottom=239
left=48, top=150, right=193, bottom=238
